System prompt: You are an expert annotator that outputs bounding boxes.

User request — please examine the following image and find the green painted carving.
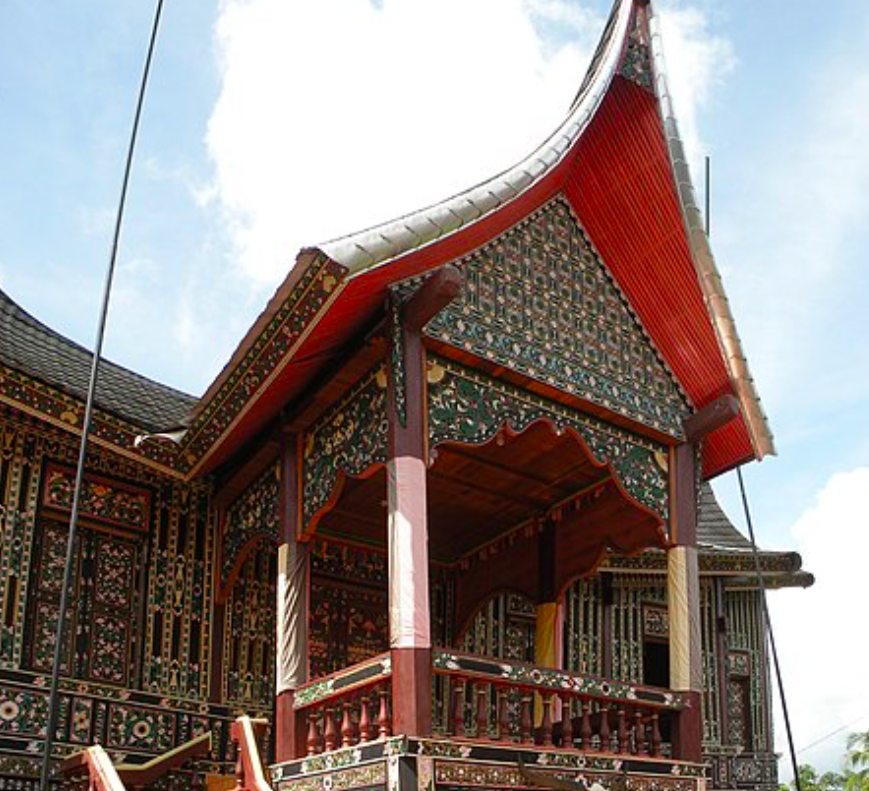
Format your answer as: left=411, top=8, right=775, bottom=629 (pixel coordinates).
left=419, top=197, right=689, bottom=438
left=432, top=650, right=684, bottom=709
left=302, top=366, right=388, bottom=527
left=621, top=6, right=654, bottom=92
left=389, top=295, right=407, bottom=428
left=221, top=462, right=280, bottom=585
left=43, top=465, right=150, bottom=531
left=427, top=357, right=669, bottom=521
left=293, top=655, right=391, bottom=709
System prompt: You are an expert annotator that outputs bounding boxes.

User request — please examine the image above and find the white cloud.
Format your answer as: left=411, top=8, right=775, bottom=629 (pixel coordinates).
left=206, top=0, right=596, bottom=283
left=205, top=0, right=733, bottom=286
left=656, top=2, right=736, bottom=178
left=770, top=468, right=869, bottom=777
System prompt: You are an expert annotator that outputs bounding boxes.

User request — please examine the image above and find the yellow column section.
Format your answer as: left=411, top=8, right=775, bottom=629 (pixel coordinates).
left=534, top=601, right=561, bottom=725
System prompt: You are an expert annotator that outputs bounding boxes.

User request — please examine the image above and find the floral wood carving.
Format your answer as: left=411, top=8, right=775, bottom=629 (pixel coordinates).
left=220, top=461, right=280, bottom=591
left=42, top=464, right=150, bottom=532
left=419, top=197, right=690, bottom=438
left=302, top=366, right=388, bottom=529
left=427, top=356, right=669, bottom=522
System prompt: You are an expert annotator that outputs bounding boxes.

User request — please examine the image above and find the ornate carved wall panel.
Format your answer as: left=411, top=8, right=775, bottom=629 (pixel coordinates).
left=725, top=589, right=770, bottom=753
left=27, top=520, right=143, bottom=688
left=427, top=356, right=669, bottom=522
left=421, top=197, right=690, bottom=437
left=302, top=367, right=388, bottom=529
left=220, top=461, right=280, bottom=592
left=222, top=538, right=276, bottom=709
left=564, top=577, right=604, bottom=676
left=460, top=593, right=536, bottom=663
left=141, top=480, right=214, bottom=700
left=307, top=539, right=453, bottom=679
left=0, top=409, right=227, bottom=770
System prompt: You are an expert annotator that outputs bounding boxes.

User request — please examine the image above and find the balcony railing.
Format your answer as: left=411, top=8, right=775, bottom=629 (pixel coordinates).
left=432, top=649, right=682, bottom=755
left=290, top=649, right=685, bottom=761
left=293, top=652, right=393, bottom=755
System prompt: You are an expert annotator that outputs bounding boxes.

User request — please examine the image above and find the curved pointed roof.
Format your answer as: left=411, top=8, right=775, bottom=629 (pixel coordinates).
left=182, top=0, right=774, bottom=478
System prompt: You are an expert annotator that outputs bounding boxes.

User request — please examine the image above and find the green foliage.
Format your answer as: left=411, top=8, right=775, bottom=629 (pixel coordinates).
left=845, top=731, right=869, bottom=791
left=787, top=731, right=869, bottom=791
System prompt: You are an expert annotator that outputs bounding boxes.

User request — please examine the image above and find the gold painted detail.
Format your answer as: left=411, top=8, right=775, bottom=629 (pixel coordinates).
left=279, top=762, right=386, bottom=791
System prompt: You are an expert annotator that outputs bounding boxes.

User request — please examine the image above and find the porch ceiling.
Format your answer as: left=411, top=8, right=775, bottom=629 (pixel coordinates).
left=315, top=421, right=658, bottom=565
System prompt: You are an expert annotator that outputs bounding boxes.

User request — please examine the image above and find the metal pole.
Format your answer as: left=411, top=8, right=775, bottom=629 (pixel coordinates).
left=39, top=2, right=165, bottom=788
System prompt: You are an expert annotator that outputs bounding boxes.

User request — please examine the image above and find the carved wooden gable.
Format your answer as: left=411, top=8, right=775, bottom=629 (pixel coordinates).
left=424, top=197, right=690, bottom=437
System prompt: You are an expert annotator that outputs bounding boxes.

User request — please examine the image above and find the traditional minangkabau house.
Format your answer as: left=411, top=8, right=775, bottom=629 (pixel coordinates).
left=0, top=0, right=813, bottom=789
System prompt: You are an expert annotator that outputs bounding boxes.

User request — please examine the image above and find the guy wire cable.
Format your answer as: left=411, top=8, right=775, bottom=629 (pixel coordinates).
left=705, top=154, right=802, bottom=791
left=736, top=466, right=802, bottom=791
left=39, top=1, right=166, bottom=788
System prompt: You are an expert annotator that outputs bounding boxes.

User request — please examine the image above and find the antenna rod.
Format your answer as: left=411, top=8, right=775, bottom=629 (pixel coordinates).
left=39, top=2, right=165, bottom=788
left=705, top=155, right=711, bottom=237
left=705, top=155, right=802, bottom=791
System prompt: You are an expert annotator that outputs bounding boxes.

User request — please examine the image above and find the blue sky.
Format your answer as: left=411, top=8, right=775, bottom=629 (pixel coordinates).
left=2, top=0, right=868, bottom=776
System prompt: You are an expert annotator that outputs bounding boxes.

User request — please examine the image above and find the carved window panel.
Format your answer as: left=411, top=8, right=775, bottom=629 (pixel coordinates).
left=26, top=520, right=143, bottom=687
left=727, top=650, right=753, bottom=749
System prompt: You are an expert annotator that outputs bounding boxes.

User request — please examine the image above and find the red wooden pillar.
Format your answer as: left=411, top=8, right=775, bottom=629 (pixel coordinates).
left=387, top=301, right=432, bottom=738
left=669, top=395, right=741, bottom=762
left=668, top=441, right=703, bottom=762
left=386, top=268, right=462, bottom=738
left=275, top=434, right=308, bottom=762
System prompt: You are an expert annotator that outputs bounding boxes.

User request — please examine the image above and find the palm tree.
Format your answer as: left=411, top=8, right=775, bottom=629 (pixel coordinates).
left=844, top=731, right=869, bottom=791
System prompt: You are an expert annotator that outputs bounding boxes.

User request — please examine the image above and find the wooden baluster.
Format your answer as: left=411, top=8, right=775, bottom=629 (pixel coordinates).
left=307, top=715, right=321, bottom=756
left=617, top=708, right=629, bottom=754
left=580, top=700, right=592, bottom=750
left=650, top=712, right=661, bottom=757
left=561, top=698, right=573, bottom=748
left=234, top=749, right=245, bottom=791
left=359, top=695, right=372, bottom=742
left=341, top=702, right=356, bottom=747
left=377, top=687, right=392, bottom=738
left=452, top=678, right=466, bottom=737
left=540, top=692, right=553, bottom=747
left=634, top=710, right=646, bottom=755
left=497, top=687, right=510, bottom=742
left=475, top=683, right=489, bottom=738
left=520, top=694, right=533, bottom=744
left=599, top=704, right=611, bottom=753
left=324, top=709, right=338, bottom=752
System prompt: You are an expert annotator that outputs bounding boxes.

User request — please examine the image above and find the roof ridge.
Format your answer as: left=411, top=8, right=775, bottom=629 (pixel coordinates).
left=0, top=286, right=198, bottom=432
left=0, top=286, right=197, bottom=402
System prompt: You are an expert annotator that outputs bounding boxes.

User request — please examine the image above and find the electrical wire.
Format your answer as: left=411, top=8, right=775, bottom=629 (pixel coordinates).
left=798, top=712, right=869, bottom=755
left=38, top=2, right=165, bottom=789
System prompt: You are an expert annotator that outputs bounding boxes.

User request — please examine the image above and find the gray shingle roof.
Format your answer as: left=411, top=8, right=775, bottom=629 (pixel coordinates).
left=697, top=482, right=755, bottom=552
left=0, top=288, right=196, bottom=432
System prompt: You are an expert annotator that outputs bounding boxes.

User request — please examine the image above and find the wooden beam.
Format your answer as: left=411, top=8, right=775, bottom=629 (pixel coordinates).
left=428, top=468, right=550, bottom=511
left=683, top=394, right=740, bottom=443
left=212, top=430, right=281, bottom=511
left=438, top=444, right=556, bottom=487
left=400, top=265, right=464, bottom=332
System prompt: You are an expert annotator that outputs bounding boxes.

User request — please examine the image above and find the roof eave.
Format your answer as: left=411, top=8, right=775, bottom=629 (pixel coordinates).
left=646, top=2, right=776, bottom=462
left=319, top=0, right=636, bottom=277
